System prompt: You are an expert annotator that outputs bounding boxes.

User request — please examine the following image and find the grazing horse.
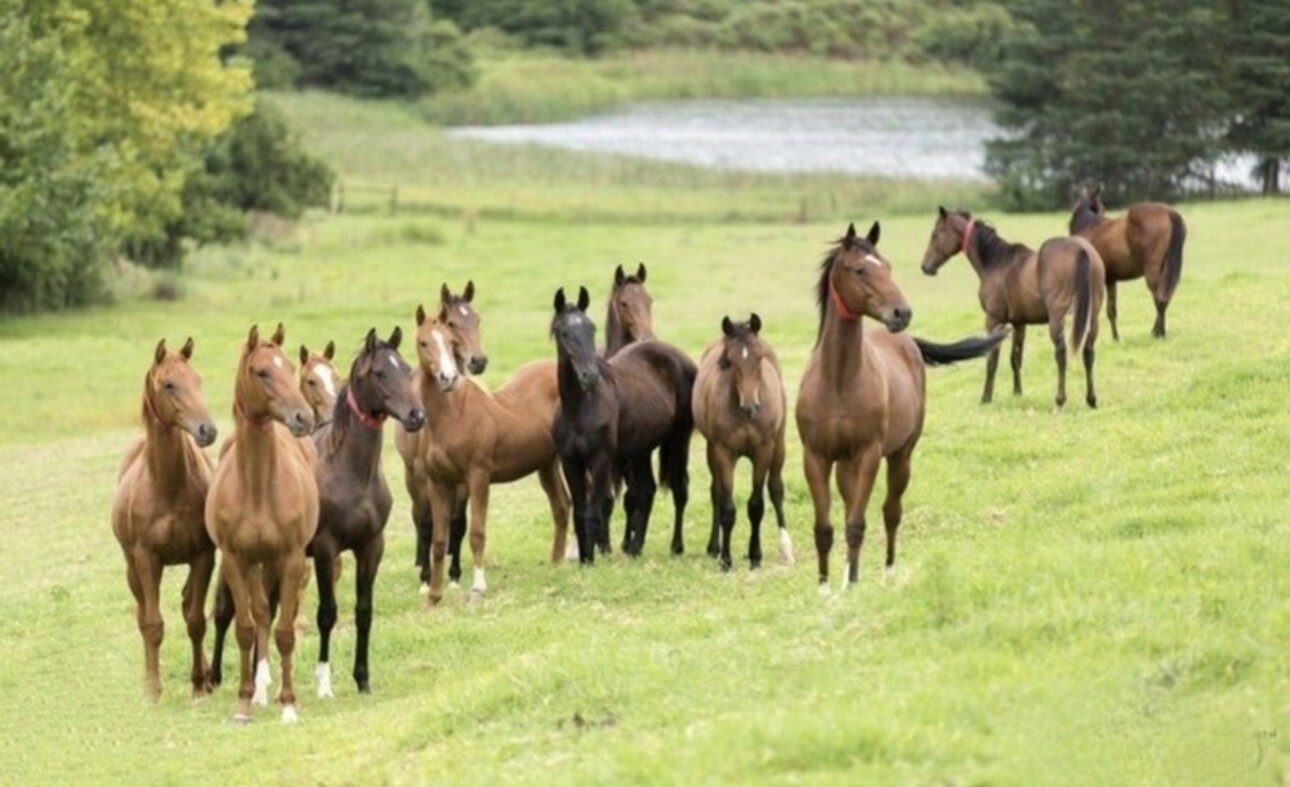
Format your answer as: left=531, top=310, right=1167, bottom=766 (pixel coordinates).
left=205, top=324, right=318, bottom=723
left=692, top=314, right=793, bottom=571
left=1069, top=184, right=1186, bottom=339
left=551, top=287, right=696, bottom=562
left=394, top=284, right=487, bottom=593
left=797, top=222, right=1006, bottom=589
left=298, top=341, right=339, bottom=427
left=605, top=263, right=654, bottom=357
left=112, top=338, right=218, bottom=701
left=922, top=208, right=1106, bottom=409
left=411, top=295, right=570, bottom=606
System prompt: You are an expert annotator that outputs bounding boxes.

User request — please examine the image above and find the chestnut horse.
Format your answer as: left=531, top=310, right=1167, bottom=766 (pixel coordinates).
left=551, top=287, right=696, bottom=562
left=411, top=291, right=570, bottom=606
left=112, top=338, right=218, bottom=700
left=205, top=324, right=318, bottom=722
left=605, top=263, right=654, bottom=357
left=692, top=314, right=793, bottom=571
left=922, top=208, right=1105, bottom=409
left=394, top=284, right=487, bottom=593
left=1069, top=185, right=1186, bottom=340
left=797, top=223, right=1006, bottom=588
left=299, top=340, right=338, bottom=427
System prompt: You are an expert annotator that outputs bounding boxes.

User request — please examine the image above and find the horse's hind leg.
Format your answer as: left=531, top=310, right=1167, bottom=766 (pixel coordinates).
left=981, top=320, right=1003, bottom=403
left=448, top=497, right=467, bottom=587
left=1083, top=341, right=1098, bottom=409
left=538, top=459, right=572, bottom=563
left=704, top=441, right=726, bottom=560
left=840, top=445, right=882, bottom=586
left=465, top=468, right=492, bottom=602
left=1152, top=295, right=1169, bottom=339
left=209, top=574, right=234, bottom=688
left=803, top=450, right=834, bottom=589
left=622, top=454, right=656, bottom=557
left=882, top=447, right=913, bottom=577
left=352, top=535, right=384, bottom=694
left=768, top=435, right=792, bottom=563
left=126, top=551, right=164, bottom=702
left=1106, top=280, right=1120, bottom=341
left=414, top=499, right=432, bottom=594
left=1010, top=324, right=1026, bottom=396
left=182, top=550, right=215, bottom=697
left=312, top=540, right=339, bottom=699
left=561, top=457, right=595, bottom=565
left=274, top=553, right=307, bottom=722
left=1050, top=317, right=1068, bottom=410
left=748, top=453, right=771, bottom=570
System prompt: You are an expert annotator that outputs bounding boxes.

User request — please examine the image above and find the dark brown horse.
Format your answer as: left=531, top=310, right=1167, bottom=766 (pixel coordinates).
left=797, top=222, right=1006, bottom=589
left=692, top=314, right=793, bottom=571
left=1069, top=185, right=1186, bottom=339
left=922, top=208, right=1106, bottom=409
left=205, top=323, right=318, bottom=722
left=552, top=287, right=696, bottom=562
left=605, top=263, right=654, bottom=358
left=411, top=292, right=570, bottom=606
left=112, top=338, right=218, bottom=701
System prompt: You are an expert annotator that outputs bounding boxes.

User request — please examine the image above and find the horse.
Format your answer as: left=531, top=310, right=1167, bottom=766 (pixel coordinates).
left=605, top=263, right=654, bottom=358
left=692, top=314, right=794, bottom=571
left=205, top=323, right=319, bottom=723
left=922, top=207, right=1106, bottom=409
left=411, top=292, right=570, bottom=606
left=796, top=222, right=1007, bottom=589
left=551, top=286, right=696, bottom=563
left=298, top=340, right=339, bottom=427
left=394, top=283, right=487, bottom=594
left=111, top=338, right=218, bottom=701
left=1068, top=184, right=1186, bottom=340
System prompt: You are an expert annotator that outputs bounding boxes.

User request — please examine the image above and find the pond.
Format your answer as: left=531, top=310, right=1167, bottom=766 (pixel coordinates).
left=446, top=96, right=998, bottom=181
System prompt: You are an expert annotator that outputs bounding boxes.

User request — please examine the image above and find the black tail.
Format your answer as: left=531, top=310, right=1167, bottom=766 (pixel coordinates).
left=1070, top=248, right=1093, bottom=355
left=658, top=353, right=697, bottom=492
left=914, top=330, right=1008, bottom=366
left=1158, top=210, right=1185, bottom=302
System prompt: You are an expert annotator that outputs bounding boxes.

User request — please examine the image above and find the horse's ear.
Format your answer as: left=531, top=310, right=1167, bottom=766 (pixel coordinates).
left=938, top=206, right=948, bottom=219
left=866, top=221, right=881, bottom=246
left=1092, top=184, right=1103, bottom=199
left=364, top=328, right=378, bottom=353
left=440, top=283, right=451, bottom=305
left=154, top=339, right=168, bottom=366
left=554, top=288, right=567, bottom=312
left=271, top=322, right=285, bottom=347
left=844, top=222, right=857, bottom=247
left=636, top=263, right=647, bottom=283
left=721, top=316, right=735, bottom=337
left=614, top=264, right=625, bottom=287
left=577, top=286, right=590, bottom=312
left=179, top=337, right=194, bottom=360
left=749, top=313, right=762, bottom=334
left=416, top=304, right=426, bottom=326
left=299, top=345, right=309, bottom=365
left=324, top=340, right=335, bottom=361
left=246, top=324, right=260, bottom=350
left=464, top=280, right=475, bottom=303
left=388, top=326, right=402, bottom=350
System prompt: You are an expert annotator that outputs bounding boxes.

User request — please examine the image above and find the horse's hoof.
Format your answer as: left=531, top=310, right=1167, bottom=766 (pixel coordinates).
left=719, top=559, right=732, bottom=572
left=748, top=558, right=761, bottom=571
left=706, top=545, right=720, bottom=558
left=778, top=530, right=795, bottom=564
left=817, top=583, right=831, bottom=597
left=448, top=580, right=460, bottom=590
left=233, top=712, right=252, bottom=725
left=671, top=543, right=684, bottom=556
left=419, top=582, right=430, bottom=596
left=468, top=588, right=485, bottom=605
left=281, top=705, right=299, bottom=724
left=356, top=681, right=372, bottom=695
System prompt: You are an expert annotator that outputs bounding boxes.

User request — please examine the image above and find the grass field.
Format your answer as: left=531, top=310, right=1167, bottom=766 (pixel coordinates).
left=2, top=85, right=1288, bottom=783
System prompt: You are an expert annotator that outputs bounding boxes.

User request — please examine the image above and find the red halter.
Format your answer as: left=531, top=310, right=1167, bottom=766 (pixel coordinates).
left=960, top=217, right=977, bottom=256
left=828, top=276, right=860, bottom=322
left=142, top=383, right=170, bottom=429
left=347, top=385, right=386, bottom=430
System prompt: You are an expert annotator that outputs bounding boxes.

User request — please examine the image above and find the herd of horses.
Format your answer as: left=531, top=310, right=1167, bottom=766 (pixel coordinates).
left=110, top=190, right=1188, bottom=721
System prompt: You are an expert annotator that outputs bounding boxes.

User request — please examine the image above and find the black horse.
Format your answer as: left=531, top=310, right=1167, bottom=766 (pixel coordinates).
left=551, top=287, right=696, bottom=562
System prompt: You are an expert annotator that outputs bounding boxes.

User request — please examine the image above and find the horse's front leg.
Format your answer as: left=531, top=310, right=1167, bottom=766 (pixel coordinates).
left=802, top=450, right=834, bottom=590
left=591, top=454, right=617, bottom=558
left=706, top=443, right=737, bottom=570
left=840, top=444, right=882, bottom=586
left=561, top=455, right=594, bottom=565
left=622, top=454, right=656, bottom=557
left=424, top=481, right=456, bottom=608
left=537, top=458, right=572, bottom=563
left=182, top=548, right=216, bottom=697
left=124, top=550, right=164, bottom=702
left=768, top=432, right=792, bottom=564
left=448, top=497, right=467, bottom=587
left=219, top=556, right=257, bottom=722
left=312, top=537, right=339, bottom=699
left=1010, top=323, right=1026, bottom=396
left=352, top=534, right=384, bottom=693
left=274, top=550, right=308, bottom=723
left=209, top=574, right=234, bottom=688
left=465, top=467, right=492, bottom=602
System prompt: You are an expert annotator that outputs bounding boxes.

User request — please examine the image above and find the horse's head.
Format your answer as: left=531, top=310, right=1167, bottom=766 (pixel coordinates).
left=238, top=323, right=314, bottom=437
left=147, top=337, right=217, bottom=447
left=414, top=304, right=465, bottom=393
left=608, top=263, right=654, bottom=348
left=821, top=221, right=912, bottom=333
left=1069, top=184, right=1105, bottom=234
left=551, top=286, right=601, bottom=391
left=348, top=327, right=425, bottom=431
left=921, top=207, right=973, bottom=276
left=718, top=314, right=769, bottom=420
left=298, top=340, right=339, bottom=425
left=421, top=280, right=487, bottom=375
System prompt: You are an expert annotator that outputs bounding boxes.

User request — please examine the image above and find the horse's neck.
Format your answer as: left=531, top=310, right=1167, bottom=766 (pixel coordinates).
left=556, top=355, right=599, bottom=415
left=421, top=368, right=489, bottom=432
left=233, top=413, right=283, bottom=504
left=142, top=404, right=200, bottom=498
left=325, top=403, right=384, bottom=480
left=817, top=309, right=870, bottom=394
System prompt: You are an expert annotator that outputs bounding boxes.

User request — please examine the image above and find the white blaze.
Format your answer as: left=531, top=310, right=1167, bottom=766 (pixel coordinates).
left=315, top=366, right=338, bottom=399
left=432, top=329, right=458, bottom=383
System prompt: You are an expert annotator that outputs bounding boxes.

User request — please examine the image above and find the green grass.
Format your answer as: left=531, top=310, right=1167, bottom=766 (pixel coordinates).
left=1, top=197, right=1288, bottom=784
left=421, top=49, right=985, bottom=126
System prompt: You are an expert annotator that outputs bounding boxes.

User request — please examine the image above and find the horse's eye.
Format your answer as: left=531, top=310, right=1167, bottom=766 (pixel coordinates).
left=256, top=369, right=269, bottom=379
left=375, top=370, right=386, bottom=380
left=306, top=379, right=317, bottom=387
left=163, top=381, right=177, bottom=393
left=418, top=340, right=427, bottom=348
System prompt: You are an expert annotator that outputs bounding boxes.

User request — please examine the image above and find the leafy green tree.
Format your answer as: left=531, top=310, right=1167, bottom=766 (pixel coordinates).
left=438, top=0, right=633, bottom=55
left=1226, top=0, right=1290, bottom=194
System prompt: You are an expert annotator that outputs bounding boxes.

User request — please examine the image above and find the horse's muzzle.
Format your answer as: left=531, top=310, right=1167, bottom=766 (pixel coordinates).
left=920, top=260, right=939, bottom=276
left=467, top=355, right=489, bottom=375
left=193, top=422, right=218, bottom=448
left=287, top=411, right=315, bottom=438
left=885, top=306, right=912, bottom=333
left=401, top=407, right=427, bottom=432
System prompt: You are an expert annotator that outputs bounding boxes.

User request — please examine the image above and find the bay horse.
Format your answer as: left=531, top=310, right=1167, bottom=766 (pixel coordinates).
left=394, top=283, right=487, bottom=594
left=205, top=323, right=318, bottom=722
left=605, top=263, right=654, bottom=357
left=922, top=208, right=1106, bottom=409
left=112, top=337, right=218, bottom=701
left=411, top=292, right=570, bottom=606
left=299, top=340, right=338, bottom=426
left=797, top=222, right=1006, bottom=589
left=551, top=287, right=696, bottom=563
left=692, top=314, right=794, bottom=571
left=1068, top=184, right=1186, bottom=339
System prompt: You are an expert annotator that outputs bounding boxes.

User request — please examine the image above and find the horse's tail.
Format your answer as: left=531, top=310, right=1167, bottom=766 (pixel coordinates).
left=1070, top=247, right=1094, bottom=356
left=914, top=330, right=1008, bottom=366
left=1158, top=210, right=1186, bottom=302
left=657, top=353, right=697, bottom=492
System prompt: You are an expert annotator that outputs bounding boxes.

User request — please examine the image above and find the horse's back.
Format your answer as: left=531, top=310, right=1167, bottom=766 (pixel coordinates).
left=610, top=340, right=695, bottom=454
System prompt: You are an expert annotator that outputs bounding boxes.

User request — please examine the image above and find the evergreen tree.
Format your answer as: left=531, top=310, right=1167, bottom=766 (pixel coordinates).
left=438, top=0, right=633, bottom=55
left=1226, top=0, right=1290, bottom=194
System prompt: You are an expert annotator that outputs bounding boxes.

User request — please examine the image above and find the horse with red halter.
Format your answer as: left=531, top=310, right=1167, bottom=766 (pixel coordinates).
left=922, top=208, right=1105, bottom=409
left=205, top=323, right=318, bottom=722
left=797, top=223, right=1006, bottom=589
left=112, top=338, right=218, bottom=701
left=692, top=314, right=794, bottom=571
left=1069, top=184, right=1186, bottom=340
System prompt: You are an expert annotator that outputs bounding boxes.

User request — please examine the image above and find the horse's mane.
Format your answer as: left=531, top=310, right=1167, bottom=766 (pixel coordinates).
left=605, top=273, right=644, bottom=355
left=324, top=337, right=395, bottom=443
left=962, top=214, right=1029, bottom=270
left=814, top=234, right=875, bottom=341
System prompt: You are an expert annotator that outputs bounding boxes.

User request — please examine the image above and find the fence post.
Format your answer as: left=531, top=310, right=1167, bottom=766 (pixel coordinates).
left=330, top=180, right=344, bottom=214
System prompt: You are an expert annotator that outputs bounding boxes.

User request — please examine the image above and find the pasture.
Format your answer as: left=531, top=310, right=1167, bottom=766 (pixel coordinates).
left=2, top=170, right=1288, bottom=781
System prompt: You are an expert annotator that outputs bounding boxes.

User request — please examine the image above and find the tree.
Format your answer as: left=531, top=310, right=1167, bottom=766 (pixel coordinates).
left=438, top=0, right=634, bottom=55
left=1226, top=0, right=1290, bottom=194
